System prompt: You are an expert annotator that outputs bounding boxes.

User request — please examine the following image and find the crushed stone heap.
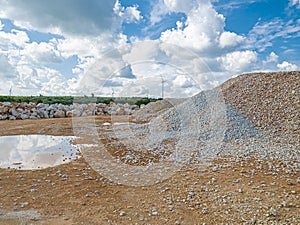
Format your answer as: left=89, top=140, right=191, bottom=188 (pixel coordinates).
left=218, top=71, right=299, bottom=143
left=128, top=71, right=299, bottom=164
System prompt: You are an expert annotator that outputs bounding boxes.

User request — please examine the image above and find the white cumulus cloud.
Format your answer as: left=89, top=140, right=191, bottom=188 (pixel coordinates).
left=0, top=53, right=18, bottom=79
left=277, top=61, right=299, bottom=71
left=21, top=40, right=63, bottom=64
left=150, top=0, right=210, bottom=24
left=219, top=31, right=245, bottom=48
left=0, top=29, right=29, bottom=48
left=163, top=0, right=199, bottom=13
left=265, top=52, right=279, bottom=63
left=114, top=0, right=143, bottom=23
left=160, top=2, right=225, bottom=53
left=218, top=50, right=258, bottom=73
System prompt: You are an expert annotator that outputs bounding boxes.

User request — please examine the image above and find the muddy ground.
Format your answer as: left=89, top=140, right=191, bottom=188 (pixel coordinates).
left=0, top=116, right=299, bottom=224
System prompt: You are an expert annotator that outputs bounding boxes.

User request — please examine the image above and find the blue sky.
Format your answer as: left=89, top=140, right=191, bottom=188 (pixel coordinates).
left=0, top=0, right=299, bottom=97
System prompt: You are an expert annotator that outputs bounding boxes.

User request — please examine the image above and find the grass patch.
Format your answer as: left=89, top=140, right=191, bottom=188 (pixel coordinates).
left=0, top=96, right=160, bottom=106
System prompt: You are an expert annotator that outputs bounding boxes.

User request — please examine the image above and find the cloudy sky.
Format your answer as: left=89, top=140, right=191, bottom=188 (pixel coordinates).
left=0, top=0, right=299, bottom=98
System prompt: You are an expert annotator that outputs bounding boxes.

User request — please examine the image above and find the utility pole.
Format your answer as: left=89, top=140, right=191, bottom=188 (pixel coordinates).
left=160, top=75, right=166, bottom=99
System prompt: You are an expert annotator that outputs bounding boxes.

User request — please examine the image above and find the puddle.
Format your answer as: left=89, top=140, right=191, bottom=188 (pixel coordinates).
left=113, top=122, right=131, bottom=126
left=0, top=135, right=79, bottom=170
left=102, top=122, right=135, bottom=126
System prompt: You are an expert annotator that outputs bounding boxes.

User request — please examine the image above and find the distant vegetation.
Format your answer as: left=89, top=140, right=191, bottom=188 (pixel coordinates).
left=0, top=95, right=160, bottom=106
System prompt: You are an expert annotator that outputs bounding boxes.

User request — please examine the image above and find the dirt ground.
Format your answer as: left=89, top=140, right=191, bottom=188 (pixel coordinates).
left=0, top=116, right=299, bottom=224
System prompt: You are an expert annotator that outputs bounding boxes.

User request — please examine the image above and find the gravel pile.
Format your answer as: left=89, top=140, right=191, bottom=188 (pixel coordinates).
left=104, top=90, right=260, bottom=165
left=218, top=71, right=299, bottom=144
left=105, top=72, right=299, bottom=168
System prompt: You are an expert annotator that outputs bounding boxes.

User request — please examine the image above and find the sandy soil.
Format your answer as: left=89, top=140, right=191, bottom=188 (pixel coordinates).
left=0, top=116, right=299, bottom=224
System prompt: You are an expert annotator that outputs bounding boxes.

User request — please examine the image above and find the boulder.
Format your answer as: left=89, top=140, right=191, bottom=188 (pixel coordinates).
left=21, top=114, right=30, bottom=120
left=30, top=112, right=38, bottom=117
left=37, top=103, right=45, bottom=108
left=0, top=115, right=8, bottom=120
left=47, top=104, right=57, bottom=111
left=66, top=111, right=73, bottom=117
left=9, top=115, right=16, bottom=120
left=0, top=106, right=9, bottom=114
left=70, top=109, right=81, bottom=117
left=43, top=111, right=49, bottom=119
left=16, top=108, right=24, bottom=114
left=2, top=102, right=11, bottom=106
left=54, top=110, right=66, bottom=118
left=10, top=108, right=19, bottom=117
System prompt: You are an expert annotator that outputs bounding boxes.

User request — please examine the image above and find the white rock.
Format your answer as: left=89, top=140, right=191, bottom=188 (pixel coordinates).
left=9, top=115, right=16, bottom=120
left=21, top=114, right=30, bottom=120
left=54, top=110, right=65, bottom=118
left=119, top=211, right=126, bottom=216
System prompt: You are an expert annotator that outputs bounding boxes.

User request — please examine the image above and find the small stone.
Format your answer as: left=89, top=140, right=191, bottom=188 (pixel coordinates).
left=270, top=207, right=278, bottom=217
left=151, top=208, right=158, bottom=216
left=202, top=208, right=208, bottom=214
left=251, top=218, right=257, bottom=224
left=233, top=178, right=242, bottom=183
left=119, top=211, right=126, bottom=216
left=286, top=179, right=294, bottom=185
left=20, top=202, right=29, bottom=208
left=189, top=191, right=195, bottom=197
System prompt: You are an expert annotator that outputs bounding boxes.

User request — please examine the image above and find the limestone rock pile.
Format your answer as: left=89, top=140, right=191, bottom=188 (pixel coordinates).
left=0, top=102, right=139, bottom=120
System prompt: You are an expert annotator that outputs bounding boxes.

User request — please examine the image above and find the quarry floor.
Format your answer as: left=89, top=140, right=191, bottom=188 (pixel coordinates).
left=0, top=116, right=299, bottom=224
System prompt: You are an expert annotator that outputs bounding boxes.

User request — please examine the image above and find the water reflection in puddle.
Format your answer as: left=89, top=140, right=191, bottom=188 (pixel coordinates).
left=0, top=135, right=79, bottom=170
